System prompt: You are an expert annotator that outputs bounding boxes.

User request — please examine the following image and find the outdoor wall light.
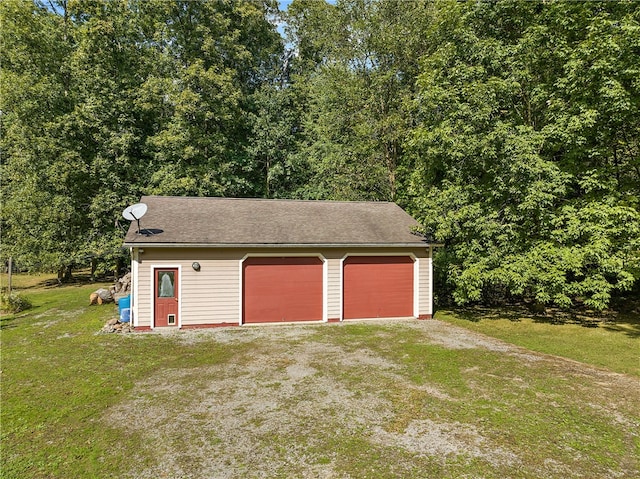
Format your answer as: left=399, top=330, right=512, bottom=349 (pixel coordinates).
left=192, top=262, right=201, bottom=271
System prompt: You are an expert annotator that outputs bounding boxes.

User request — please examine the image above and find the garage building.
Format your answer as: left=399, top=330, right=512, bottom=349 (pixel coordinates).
left=123, top=196, right=437, bottom=329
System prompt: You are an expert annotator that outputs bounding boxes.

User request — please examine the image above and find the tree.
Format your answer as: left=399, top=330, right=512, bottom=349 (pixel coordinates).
left=138, top=0, right=283, bottom=198
left=408, top=0, right=640, bottom=310
left=3, top=0, right=637, bottom=310
left=1, top=0, right=284, bottom=277
left=246, top=84, right=308, bottom=198
left=286, top=0, right=436, bottom=201
left=1, top=0, right=84, bottom=279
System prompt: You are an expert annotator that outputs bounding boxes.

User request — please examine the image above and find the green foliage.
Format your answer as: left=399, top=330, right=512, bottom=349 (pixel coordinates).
left=408, top=0, right=640, bottom=310
left=246, top=84, right=309, bottom=198
left=286, top=0, right=436, bottom=201
left=1, top=0, right=284, bottom=273
left=1, top=292, right=33, bottom=313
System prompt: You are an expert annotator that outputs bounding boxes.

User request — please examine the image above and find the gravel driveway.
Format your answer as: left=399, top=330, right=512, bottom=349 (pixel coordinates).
left=105, top=319, right=640, bottom=478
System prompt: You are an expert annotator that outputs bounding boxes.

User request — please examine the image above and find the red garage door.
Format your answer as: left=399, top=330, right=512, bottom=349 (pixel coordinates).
left=243, top=257, right=323, bottom=323
left=343, top=256, right=414, bottom=320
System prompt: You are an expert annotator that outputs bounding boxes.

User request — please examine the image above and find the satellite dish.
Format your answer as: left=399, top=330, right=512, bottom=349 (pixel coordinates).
left=122, top=203, right=148, bottom=234
left=122, top=203, right=147, bottom=221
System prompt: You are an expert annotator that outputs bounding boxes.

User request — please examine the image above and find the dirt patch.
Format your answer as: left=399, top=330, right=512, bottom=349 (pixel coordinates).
left=33, top=307, right=86, bottom=328
left=373, top=419, right=519, bottom=467
left=396, top=319, right=543, bottom=363
left=160, top=324, right=319, bottom=345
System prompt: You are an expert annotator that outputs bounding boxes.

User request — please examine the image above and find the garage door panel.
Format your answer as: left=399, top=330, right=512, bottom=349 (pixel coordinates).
left=243, top=257, right=323, bottom=323
left=343, top=256, right=413, bottom=319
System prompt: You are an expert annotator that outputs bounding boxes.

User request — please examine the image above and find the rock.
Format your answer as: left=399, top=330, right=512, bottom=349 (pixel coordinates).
left=107, top=318, right=119, bottom=326
left=96, top=288, right=113, bottom=301
left=113, top=292, right=128, bottom=303
left=90, top=288, right=114, bottom=306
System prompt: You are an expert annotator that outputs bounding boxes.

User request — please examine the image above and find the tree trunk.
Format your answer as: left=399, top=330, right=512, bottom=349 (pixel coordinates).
left=58, top=265, right=73, bottom=283
left=7, top=257, right=13, bottom=295
left=91, top=257, right=98, bottom=281
left=114, top=257, right=124, bottom=281
left=64, top=265, right=73, bottom=282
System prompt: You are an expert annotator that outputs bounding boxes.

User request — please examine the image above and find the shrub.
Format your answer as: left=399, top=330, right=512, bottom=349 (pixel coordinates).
left=0, top=292, right=32, bottom=313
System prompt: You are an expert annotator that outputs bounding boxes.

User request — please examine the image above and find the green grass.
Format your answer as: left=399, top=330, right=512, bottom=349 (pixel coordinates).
left=309, top=323, right=639, bottom=478
left=1, top=282, right=251, bottom=478
left=1, top=280, right=639, bottom=478
left=435, top=308, right=640, bottom=377
left=0, top=272, right=59, bottom=291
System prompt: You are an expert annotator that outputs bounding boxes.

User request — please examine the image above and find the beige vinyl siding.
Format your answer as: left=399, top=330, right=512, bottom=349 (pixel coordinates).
left=136, top=248, right=243, bottom=327
left=132, top=246, right=433, bottom=327
left=325, top=254, right=342, bottom=320
left=135, top=255, right=151, bottom=327
left=418, top=253, right=432, bottom=316
left=180, top=259, right=239, bottom=325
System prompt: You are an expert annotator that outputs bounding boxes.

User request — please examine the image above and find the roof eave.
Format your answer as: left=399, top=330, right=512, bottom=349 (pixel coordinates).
left=124, top=242, right=440, bottom=248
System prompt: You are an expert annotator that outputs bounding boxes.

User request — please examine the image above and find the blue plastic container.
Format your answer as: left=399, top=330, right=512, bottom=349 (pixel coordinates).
left=118, top=295, right=131, bottom=314
left=120, top=308, right=131, bottom=323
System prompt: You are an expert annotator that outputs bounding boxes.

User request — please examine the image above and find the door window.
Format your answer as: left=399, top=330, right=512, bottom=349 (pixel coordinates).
left=158, top=271, right=175, bottom=298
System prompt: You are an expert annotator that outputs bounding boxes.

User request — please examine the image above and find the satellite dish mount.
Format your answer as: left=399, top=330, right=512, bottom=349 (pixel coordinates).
left=122, top=203, right=148, bottom=235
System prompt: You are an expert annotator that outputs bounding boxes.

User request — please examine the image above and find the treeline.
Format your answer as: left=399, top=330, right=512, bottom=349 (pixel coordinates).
left=2, top=0, right=639, bottom=310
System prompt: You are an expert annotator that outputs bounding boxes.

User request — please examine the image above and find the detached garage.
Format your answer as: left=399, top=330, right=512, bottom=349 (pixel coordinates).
left=123, top=196, right=438, bottom=330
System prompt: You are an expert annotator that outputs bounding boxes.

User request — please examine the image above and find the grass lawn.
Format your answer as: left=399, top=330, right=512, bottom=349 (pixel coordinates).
left=435, top=308, right=640, bottom=377
left=1, top=272, right=60, bottom=290
left=1, top=281, right=639, bottom=478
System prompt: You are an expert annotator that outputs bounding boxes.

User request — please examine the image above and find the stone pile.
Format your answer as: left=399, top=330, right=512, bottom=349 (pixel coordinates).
left=94, top=272, right=135, bottom=332
left=110, top=272, right=131, bottom=298
left=100, top=317, right=134, bottom=334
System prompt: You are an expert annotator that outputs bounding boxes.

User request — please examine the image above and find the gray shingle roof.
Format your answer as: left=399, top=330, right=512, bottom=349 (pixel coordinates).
left=123, top=196, right=429, bottom=247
